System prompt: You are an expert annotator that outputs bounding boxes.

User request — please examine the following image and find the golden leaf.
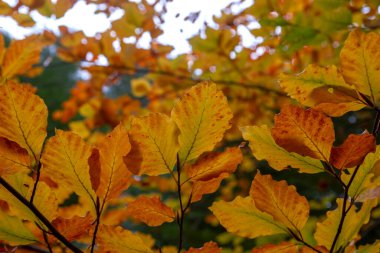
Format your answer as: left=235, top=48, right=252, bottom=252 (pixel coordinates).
left=97, top=225, right=153, bottom=253
left=241, top=125, right=324, bottom=173
left=41, top=130, right=96, bottom=207
left=125, top=113, right=179, bottom=176
left=0, top=210, right=37, bottom=246
left=0, top=83, right=47, bottom=162
left=186, top=147, right=242, bottom=182
left=340, top=29, right=380, bottom=107
left=279, top=65, right=365, bottom=116
left=250, top=173, right=309, bottom=232
left=126, top=196, right=175, bottom=226
left=91, top=124, right=132, bottom=204
left=0, top=138, right=30, bottom=176
left=315, top=198, right=377, bottom=251
left=330, top=132, right=375, bottom=170
left=172, top=82, right=232, bottom=165
left=252, top=242, right=298, bottom=253
left=185, top=241, right=221, bottom=253
left=209, top=196, right=287, bottom=239
left=271, top=104, right=334, bottom=161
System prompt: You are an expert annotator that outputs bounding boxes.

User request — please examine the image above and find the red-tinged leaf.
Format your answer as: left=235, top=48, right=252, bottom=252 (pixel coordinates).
left=185, top=147, right=242, bottom=182
left=250, top=173, right=309, bottom=232
left=185, top=241, right=221, bottom=253
left=0, top=83, right=47, bottom=162
left=51, top=214, right=93, bottom=242
left=191, top=174, right=227, bottom=203
left=126, top=196, right=175, bottom=226
left=330, top=132, right=375, bottom=169
left=271, top=104, right=334, bottom=161
left=0, top=138, right=30, bottom=176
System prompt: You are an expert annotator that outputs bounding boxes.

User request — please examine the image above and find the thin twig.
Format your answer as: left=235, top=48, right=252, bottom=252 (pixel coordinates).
left=287, top=229, right=322, bottom=253
left=90, top=197, right=101, bottom=253
left=176, top=154, right=185, bottom=253
left=30, top=162, right=41, bottom=204
left=42, top=231, right=53, bottom=253
left=0, top=177, right=83, bottom=253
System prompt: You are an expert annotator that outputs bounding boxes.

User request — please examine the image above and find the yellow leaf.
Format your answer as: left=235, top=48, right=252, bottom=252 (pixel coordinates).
left=131, top=78, right=151, bottom=97
left=11, top=13, right=35, bottom=27
left=172, top=82, right=232, bottom=165
left=357, top=240, right=380, bottom=253
left=250, top=173, right=309, bottom=232
left=330, top=132, right=375, bottom=170
left=252, top=242, right=298, bottom=253
left=209, top=196, right=287, bottom=239
left=271, top=104, right=334, bottom=161
left=91, top=124, right=132, bottom=203
left=126, top=196, right=175, bottom=226
left=186, top=147, right=242, bottom=182
left=0, top=210, right=37, bottom=246
left=241, top=125, right=324, bottom=173
left=185, top=241, right=221, bottom=253
left=54, top=0, right=75, bottom=18
left=125, top=113, right=179, bottom=176
left=315, top=198, right=377, bottom=251
left=41, top=130, right=96, bottom=207
left=1, top=35, right=47, bottom=79
left=0, top=138, right=31, bottom=176
left=279, top=65, right=365, bottom=116
left=0, top=83, right=47, bottom=162
left=97, top=225, right=153, bottom=253
left=340, top=29, right=380, bottom=107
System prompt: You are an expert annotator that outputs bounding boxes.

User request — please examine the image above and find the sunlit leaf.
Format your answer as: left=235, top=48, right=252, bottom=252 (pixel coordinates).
left=125, top=113, right=179, bottom=176
left=271, top=104, right=334, bottom=161
left=241, top=125, right=324, bottom=173
left=126, top=196, right=175, bottom=226
left=250, top=173, right=309, bottom=232
left=210, top=196, right=287, bottom=239
left=172, top=82, right=232, bottom=165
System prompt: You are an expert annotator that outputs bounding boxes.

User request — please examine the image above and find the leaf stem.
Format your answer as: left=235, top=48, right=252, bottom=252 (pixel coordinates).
left=176, top=154, right=186, bottom=253
left=90, top=197, right=101, bottom=253
left=42, top=230, right=53, bottom=253
left=287, top=229, right=322, bottom=253
left=30, top=161, right=42, bottom=204
left=0, top=176, right=83, bottom=253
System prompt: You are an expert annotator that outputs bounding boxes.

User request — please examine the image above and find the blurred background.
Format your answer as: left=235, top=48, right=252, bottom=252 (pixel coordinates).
left=1, top=0, right=380, bottom=251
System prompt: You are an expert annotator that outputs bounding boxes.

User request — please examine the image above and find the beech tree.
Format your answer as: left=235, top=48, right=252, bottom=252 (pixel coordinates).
left=0, top=1, right=379, bottom=253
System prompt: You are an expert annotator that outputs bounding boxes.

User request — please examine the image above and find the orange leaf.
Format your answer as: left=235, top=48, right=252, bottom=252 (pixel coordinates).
left=330, top=132, right=375, bottom=169
left=191, top=174, right=226, bottom=203
left=0, top=138, right=30, bottom=176
left=250, top=173, right=309, bottom=232
left=51, top=214, right=93, bottom=242
left=91, top=124, right=132, bottom=203
left=125, top=113, right=179, bottom=176
left=186, top=147, right=242, bottom=182
left=126, top=196, right=175, bottom=226
left=41, top=130, right=96, bottom=208
left=252, top=242, right=298, bottom=253
left=0, top=83, right=47, bottom=162
left=271, top=104, right=334, bottom=161
left=185, top=241, right=221, bottom=253
left=172, top=82, right=232, bottom=165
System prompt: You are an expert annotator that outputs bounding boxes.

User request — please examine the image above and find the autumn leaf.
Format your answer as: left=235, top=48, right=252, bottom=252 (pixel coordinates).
left=279, top=65, right=365, bottom=116
left=41, top=130, right=96, bottom=208
left=340, top=29, right=380, bottom=107
left=97, top=225, right=153, bottom=253
left=330, top=132, right=375, bottom=170
left=1, top=35, right=50, bottom=79
left=315, top=198, right=377, bottom=251
left=0, top=210, right=37, bottom=246
left=191, top=174, right=228, bottom=203
left=50, top=214, right=93, bottom=242
left=241, top=125, right=324, bottom=173
left=90, top=124, right=132, bottom=204
left=0, top=138, right=31, bottom=176
left=250, top=173, right=309, bottom=232
left=126, top=196, right=175, bottom=226
left=271, top=104, right=334, bottom=161
left=185, top=147, right=242, bottom=182
left=172, top=82, right=232, bottom=165
left=125, top=113, right=179, bottom=176
left=252, top=242, right=298, bottom=253
left=210, top=196, right=287, bottom=239
left=185, top=241, right=221, bottom=253
left=0, top=83, right=47, bottom=163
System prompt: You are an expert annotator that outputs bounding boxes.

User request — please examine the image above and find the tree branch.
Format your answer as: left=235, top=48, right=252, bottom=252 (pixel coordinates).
left=0, top=177, right=83, bottom=253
